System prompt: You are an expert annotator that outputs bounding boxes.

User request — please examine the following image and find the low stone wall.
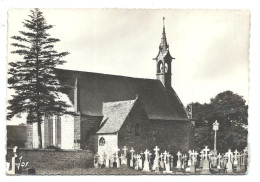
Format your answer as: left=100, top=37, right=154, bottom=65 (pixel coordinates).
left=6, top=148, right=94, bottom=170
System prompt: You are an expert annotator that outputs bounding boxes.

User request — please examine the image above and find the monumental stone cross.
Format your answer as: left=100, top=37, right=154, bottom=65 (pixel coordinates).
left=163, top=151, right=168, bottom=164
left=130, top=147, right=135, bottom=167
left=233, top=149, right=239, bottom=166
left=142, top=149, right=150, bottom=172
left=204, top=146, right=210, bottom=160
left=176, top=151, right=182, bottom=169
left=152, top=146, right=160, bottom=172
left=154, top=146, right=160, bottom=156
left=226, top=149, right=234, bottom=173
left=160, top=153, right=165, bottom=169
left=115, top=147, right=120, bottom=168
left=122, top=146, right=128, bottom=157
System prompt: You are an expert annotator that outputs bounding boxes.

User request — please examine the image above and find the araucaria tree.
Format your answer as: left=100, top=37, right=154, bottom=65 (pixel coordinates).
left=8, top=9, right=70, bottom=148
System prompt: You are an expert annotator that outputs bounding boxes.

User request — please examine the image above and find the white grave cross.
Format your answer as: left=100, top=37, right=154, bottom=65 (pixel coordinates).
left=204, top=146, right=210, bottom=160
left=154, top=146, right=160, bottom=156
left=144, top=149, right=149, bottom=161
left=227, top=149, right=233, bottom=162
left=177, top=151, right=182, bottom=161
left=122, top=146, right=128, bottom=157
left=130, top=147, right=135, bottom=159
left=115, top=147, right=120, bottom=157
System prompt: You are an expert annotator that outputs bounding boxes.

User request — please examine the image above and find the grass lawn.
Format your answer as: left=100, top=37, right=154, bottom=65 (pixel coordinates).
left=36, top=167, right=156, bottom=175
left=30, top=167, right=246, bottom=175
left=36, top=167, right=199, bottom=175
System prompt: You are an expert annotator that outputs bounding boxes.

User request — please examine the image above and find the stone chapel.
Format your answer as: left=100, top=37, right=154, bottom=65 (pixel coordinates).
left=26, top=19, right=192, bottom=159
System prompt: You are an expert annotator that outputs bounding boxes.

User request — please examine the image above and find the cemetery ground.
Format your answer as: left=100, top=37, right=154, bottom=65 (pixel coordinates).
left=27, top=167, right=246, bottom=175
left=7, top=145, right=248, bottom=175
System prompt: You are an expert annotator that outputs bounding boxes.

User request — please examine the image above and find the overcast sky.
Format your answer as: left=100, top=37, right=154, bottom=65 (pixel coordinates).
left=8, top=9, right=249, bottom=107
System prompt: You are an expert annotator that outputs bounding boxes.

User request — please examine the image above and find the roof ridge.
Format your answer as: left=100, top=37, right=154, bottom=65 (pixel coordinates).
left=55, top=68, right=156, bottom=81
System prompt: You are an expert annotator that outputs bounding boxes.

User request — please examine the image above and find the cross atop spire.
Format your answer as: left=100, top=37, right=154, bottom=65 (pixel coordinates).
left=163, top=17, right=165, bottom=28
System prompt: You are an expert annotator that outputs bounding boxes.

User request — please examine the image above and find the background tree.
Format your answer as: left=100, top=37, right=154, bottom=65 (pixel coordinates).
left=7, top=9, right=70, bottom=148
left=187, top=90, right=248, bottom=152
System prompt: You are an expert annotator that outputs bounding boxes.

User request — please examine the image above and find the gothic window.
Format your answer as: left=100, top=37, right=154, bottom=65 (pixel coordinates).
left=160, top=63, right=163, bottom=73
left=157, top=61, right=163, bottom=73
left=135, top=124, right=140, bottom=136
left=99, top=137, right=105, bottom=146
left=164, top=63, right=168, bottom=73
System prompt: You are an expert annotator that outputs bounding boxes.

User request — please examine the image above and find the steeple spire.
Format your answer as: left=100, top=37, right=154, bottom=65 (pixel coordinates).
left=153, top=17, right=174, bottom=88
left=160, top=17, right=168, bottom=53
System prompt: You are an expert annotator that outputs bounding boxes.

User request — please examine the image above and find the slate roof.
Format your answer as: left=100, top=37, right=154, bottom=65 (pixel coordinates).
left=54, top=68, right=188, bottom=121
left=97, top=99, right=137, bottom=134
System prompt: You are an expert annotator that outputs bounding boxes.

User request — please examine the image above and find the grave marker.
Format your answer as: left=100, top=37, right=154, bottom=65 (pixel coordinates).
left=130, top=147, right=135, bottom=168
left=152, top=146, right=160, bottom=172
left=201, top=146, right=210, bottom=174
left=176, top=151, right=182, bottom=169
left=142, top=149, right=150, bottom=172
left=226, top=149, right=233, bottom=173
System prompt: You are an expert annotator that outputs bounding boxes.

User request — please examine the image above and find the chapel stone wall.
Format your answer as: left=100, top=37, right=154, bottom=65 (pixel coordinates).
left=150, top=120, right=191, bottom=153
left=118, top=100, right=155, bottom=153
left=80, top=115, right=102, bottom=150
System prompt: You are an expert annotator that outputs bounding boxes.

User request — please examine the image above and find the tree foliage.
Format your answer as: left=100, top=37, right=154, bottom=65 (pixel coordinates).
left=7, top=9, right=70, bottom=148
left=187, top=90, right=248, bottom=152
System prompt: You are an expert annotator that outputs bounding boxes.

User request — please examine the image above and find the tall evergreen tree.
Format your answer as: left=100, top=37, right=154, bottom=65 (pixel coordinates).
left=7, top=9, right=70, bottom=148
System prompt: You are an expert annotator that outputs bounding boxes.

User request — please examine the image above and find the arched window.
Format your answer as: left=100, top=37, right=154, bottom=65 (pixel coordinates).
left=157, top=61, right=163, bottom=73
left=99, top=137, right=105, bottom=146
left=135, top=124, right=140, bottom=136
left=164, top=63, right=168, bottom=73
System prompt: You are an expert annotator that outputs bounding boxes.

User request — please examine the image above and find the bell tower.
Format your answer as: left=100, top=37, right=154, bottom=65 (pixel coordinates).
left=153, top=17, right=174, bottom=88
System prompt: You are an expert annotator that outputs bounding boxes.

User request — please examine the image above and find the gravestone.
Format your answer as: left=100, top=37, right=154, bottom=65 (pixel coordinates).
left=240, top=148, right=248, bottom=173
left=163, top=152, right=171, bottom=173
left=235, top=152, right=242, bottom=173
left=176, top=151, right=182, bottom=169
left=120, top=153, right=127, bottom=167
left=199, top=150, right=204, bottom=168
left=226, top=149, right=234, bottom=174
left=120, top=154, right=127, bottom=167
left=104, top=153, right=110, bottom=168
left=233, top=149, right=239, bottom=168
left=163, top=151, right=168, bottom=170
left=152, top=146, right=160, bottom=173
left=201, top=146, right=210, bottom=174
left=170, top=155, right=174, bottom=172
left=94, top=153, right=100, bottom=168
left=142, top=149, right=150, bottom=172
left=115, top=147, right=120, bottom=168
left=134, top=154, right=139, bottom=170
left=211, top=153, right=218, bottom=168
left=190, top=150, right=198, bottom=174
left=149, top=151, right=153, bottom=170
left=138, top=154, right=143, bottom=170
left=130, top=147, right=135, bottom=168
left=160, top=153, right=165, bottom=170
left=152, top=146, right=160, bottom=172
left=182, top=154, right=188, bottom=169
left=122, top=146, right=128, bottom=166
left=219, top=154, right=225, bottom=173
left=187, top=150, right=192, bottom=167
